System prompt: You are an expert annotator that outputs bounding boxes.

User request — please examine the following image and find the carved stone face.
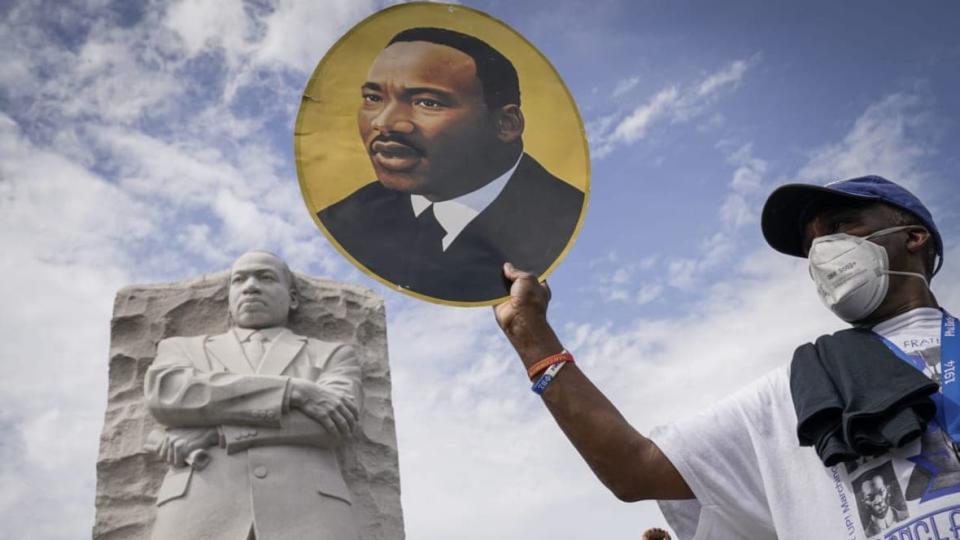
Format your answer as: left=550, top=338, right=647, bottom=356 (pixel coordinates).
left=228, top=252, right=298, bottom=329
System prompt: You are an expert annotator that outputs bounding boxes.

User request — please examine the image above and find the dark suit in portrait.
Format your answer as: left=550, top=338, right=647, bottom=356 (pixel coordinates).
left=319, top=153, right=584, bottom=302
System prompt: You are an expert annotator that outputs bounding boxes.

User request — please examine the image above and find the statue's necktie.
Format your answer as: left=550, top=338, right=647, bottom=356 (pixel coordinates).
left=245, top=331, right=267, bottom=370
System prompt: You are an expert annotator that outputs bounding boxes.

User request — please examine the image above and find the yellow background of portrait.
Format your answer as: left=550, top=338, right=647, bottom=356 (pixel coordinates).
left=294, top=2, right=590, bottom=306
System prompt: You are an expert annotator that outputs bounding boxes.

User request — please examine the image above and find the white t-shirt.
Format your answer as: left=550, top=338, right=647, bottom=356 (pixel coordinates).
left=652, top=307, right=960, bottom=539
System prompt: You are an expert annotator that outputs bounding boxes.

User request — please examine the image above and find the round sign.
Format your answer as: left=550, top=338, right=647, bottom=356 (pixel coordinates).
left=295, top=2, right=589, bottom=306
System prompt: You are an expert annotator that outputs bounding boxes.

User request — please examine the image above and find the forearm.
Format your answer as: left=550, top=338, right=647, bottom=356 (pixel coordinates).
left=221, top=411, right=344, bottom=454
left=145, top=365, right=289, bottom=428
left=541, top=363, right=689, bottom=500
left=508, top=322, right=692, bottom=501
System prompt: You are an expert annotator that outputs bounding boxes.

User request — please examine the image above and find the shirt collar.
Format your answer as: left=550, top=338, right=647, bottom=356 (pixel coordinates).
left=410, top=153, right=523, bottom=251
left=870, top=307, right=943, bottom=335
left=233, top=326, right=288, bottom=342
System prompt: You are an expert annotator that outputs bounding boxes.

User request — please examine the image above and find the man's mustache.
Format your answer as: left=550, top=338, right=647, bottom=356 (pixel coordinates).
left=369, top=134, right=424, bottom=156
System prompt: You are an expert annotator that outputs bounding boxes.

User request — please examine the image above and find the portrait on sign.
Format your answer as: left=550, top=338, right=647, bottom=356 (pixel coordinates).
left=295, top=3, right=589, bottom=306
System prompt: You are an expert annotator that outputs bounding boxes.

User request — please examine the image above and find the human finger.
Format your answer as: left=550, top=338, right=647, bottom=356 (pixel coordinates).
left=316, top=410, right=340, bottom=437
left=503, top=262, right=538, bottom=285
left=329, top=409, right=352, bottom=437
left=171, top=439, right=186, bottom=467
left=338, top=400, right=359, bottom=422
left=158, top=435, right=171, bottom=462
left=502, top=262, right=522, bottom=282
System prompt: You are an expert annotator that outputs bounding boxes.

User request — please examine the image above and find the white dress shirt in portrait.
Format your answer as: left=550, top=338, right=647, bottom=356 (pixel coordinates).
left=409, top=153, right=523, bottom=252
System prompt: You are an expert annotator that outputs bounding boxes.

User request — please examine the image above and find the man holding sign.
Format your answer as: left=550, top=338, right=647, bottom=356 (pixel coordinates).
left=497, top=176, right=958, bottom=538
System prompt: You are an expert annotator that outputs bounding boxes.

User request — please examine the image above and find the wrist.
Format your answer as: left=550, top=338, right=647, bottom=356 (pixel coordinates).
left=211, top=427, right=223, bottom=447
left=509, top=322, right=563, bottom=366
left=288, top=380, right=303, bottom=408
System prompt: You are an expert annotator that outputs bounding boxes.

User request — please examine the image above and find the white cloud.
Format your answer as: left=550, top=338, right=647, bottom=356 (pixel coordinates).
left=592, top=255, right=663, bottom=304
left=636, top=283, right=663, bottom=305
left=567, top=249, right=845, bottom=427
left=386, top=299, right=669, bottom=538
left=164, top=0, right=375, bottom=101
left=164, top=0, right=253, bottom=63
left=254, top=0, right=377, bottom=74
left=0, top=113, right=139, bottom=538
left=585, top=111, right=620, bottom=146
left=607, top=86, right=679, bottom=146
left=796, top=93, right=932, bottom=189
left=611, top=75, right=640, bottom=98
left=718, top=142, right=769, bottom=229
left=696, top=59, right=750, bottom=97
left=654, top=89, right=934, bottom=293
left=720, top=193, right=752, bottom=228
left=591, top=57, right=757, bottom=158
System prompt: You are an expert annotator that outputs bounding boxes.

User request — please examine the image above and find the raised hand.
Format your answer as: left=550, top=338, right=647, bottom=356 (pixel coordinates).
left=494, top=263, right=563, bottom=364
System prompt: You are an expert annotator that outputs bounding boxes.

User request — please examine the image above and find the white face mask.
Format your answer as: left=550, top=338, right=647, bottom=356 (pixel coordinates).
left=808, top=225, right=929, bottom=323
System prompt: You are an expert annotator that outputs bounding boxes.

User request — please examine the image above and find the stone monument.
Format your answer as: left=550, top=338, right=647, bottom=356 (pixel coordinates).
left=94, top=251, right=404, bottom=539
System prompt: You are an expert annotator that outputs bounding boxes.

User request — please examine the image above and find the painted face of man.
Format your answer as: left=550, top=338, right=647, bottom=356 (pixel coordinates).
left=228, top=252, right=298, bottom=329
left=358, top=40, right=501, bottom=201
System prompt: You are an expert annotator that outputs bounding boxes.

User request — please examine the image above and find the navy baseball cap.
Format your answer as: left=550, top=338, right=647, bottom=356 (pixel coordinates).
left=761, top=175, right=943, bottom=274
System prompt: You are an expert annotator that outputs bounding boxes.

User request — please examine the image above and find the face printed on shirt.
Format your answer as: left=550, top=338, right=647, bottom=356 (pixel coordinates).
left=860, top=476, right=892, bottom=518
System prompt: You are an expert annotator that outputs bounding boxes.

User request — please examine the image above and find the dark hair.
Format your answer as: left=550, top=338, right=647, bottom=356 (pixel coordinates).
left=642, top=528, right=671, bottom=540
left=387, top=27, right=521, bottom=110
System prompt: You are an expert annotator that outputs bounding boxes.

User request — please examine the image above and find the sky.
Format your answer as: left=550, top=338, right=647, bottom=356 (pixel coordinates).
left=1, top=0, right=959, bottom=538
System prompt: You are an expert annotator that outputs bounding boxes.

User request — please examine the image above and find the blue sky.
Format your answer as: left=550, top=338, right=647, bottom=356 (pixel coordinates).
left=1, top=1, right=958, bottom=538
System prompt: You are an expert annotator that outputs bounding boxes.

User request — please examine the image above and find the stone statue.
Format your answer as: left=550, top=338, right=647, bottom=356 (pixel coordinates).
left=94, top=251, right=403, bottom=539
left=142, top=250, right=361, bottom=540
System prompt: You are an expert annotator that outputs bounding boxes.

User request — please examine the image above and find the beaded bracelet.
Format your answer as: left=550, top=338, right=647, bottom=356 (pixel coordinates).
left=527, top=350, right=574, bottom=380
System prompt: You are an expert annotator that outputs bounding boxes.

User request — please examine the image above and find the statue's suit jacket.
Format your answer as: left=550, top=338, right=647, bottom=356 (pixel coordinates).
left=319, top=153, right=584, bottom=302
left=145, top=329, right=362, bottom=540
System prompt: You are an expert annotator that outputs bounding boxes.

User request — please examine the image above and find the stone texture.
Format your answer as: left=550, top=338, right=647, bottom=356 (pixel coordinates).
left=94, top=271, right=403, bottom=539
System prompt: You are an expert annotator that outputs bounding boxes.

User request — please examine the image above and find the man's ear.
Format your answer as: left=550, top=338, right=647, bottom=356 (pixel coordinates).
left=289, top=289, right=300, bottom=312
left=905, top=227, right=931, bottom=254
left=494, top=104, right=524, bottom=143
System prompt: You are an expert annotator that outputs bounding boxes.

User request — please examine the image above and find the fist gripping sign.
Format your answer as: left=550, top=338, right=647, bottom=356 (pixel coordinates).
left=295, top=2, right=590, bottom=306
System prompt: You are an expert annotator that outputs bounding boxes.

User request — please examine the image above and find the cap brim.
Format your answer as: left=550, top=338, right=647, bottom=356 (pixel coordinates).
left=760, top=183, right=882, bottom=258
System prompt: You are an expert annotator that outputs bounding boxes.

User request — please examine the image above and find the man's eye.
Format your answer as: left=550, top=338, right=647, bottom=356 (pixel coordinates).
left=362, top=94, right=382, bottom=103
left=414, top=98, right=443, bottom=109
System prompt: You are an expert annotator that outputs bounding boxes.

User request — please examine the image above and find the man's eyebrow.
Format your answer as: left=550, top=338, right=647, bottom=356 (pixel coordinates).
left=360, top=82, right=458, bottom=102
left=402, top=86, right=456, bottom=98
left=825, top=207, right=863, bottom=220
left=400, top=87, right=461, bottom=106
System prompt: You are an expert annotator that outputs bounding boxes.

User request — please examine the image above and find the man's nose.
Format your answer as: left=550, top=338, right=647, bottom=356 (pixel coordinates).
left=371, top=101, right=414, bottom=134
left=241, top=277, right=261, bottom=292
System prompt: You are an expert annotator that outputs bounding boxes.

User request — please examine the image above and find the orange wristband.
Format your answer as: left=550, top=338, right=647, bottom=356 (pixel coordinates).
left=527, top=351, right=574, bottom=380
